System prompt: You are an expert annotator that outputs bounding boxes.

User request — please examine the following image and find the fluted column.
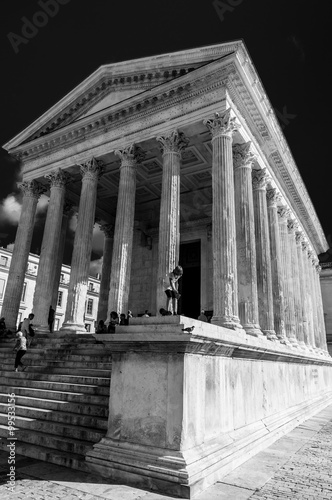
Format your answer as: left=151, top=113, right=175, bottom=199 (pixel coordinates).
left=97, top=224, right=114, bottom=322
left=51, top=201, right=73, bottom=313
left=108, top=145, right=145, bottom=316
left=287, top=220, right=305, bottom=349
left=314, top=263, right=328, bottom=354
left=266, top=188, right=287, bottom=342
left=61, top=158, right=103, bottom=332
left=1, top=180, right=44, bottom=331
left=204, top=110, right=242, bottom=329
left=277, top=207, right=297, bottom=346
left=295, top=232, right=310, bottom=349
left=156, top=130, right=188, bottom=315
left=303, top=245, right=315, bottom=350
left=233, top=142, right=261, bottom=336
left=33, top=169, right=69, bottom=332
left=308, top=252, right=320, bottom=352
left=252, top=169, right=276, bottom=340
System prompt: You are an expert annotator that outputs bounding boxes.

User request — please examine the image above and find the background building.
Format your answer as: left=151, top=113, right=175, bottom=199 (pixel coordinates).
left=0, top=248, right=100, bottom=332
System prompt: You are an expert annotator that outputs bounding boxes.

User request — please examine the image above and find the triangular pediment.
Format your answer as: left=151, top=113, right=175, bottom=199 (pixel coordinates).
left=4, top=40, right=243, bottom=150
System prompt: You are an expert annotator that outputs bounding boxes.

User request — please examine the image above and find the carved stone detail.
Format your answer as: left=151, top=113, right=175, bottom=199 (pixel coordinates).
left=252, top=168, right=269, bottom=190
left=204, top=109, right=240, bottom=139
left=277, top=206, right=290, bottom=221
left=79, top=157, right=104, bottom=180
left=156, top=130, right=189, bottom=155
left=266, top=188, right=281, bottom=206
left=100, top=223, right=114, bottom=238
left=115, top=144, right=146, bottom=166
left=18, top=180, right=45, bottom=199
left=45, top=168, right=71, bottom=188
left=232, top=142, right=256, bottom=169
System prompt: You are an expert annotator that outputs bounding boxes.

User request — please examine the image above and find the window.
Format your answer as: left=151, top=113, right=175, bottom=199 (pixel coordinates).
left=86, top=298, right=93, bottom=315
left=0, top=255, right=8, bottom=267
left=0, top=278, right=6, bottom=300
left=88, top=282, right=94, bottom=292
left=21, top=282, right=27, bottom=302
left=54, top=318, right=60, bottom=331
left=60, top=273, right=64, bottom=283
left=85, top=323, right=91, bottom=332
left=57, top=291, right=63, bottom=307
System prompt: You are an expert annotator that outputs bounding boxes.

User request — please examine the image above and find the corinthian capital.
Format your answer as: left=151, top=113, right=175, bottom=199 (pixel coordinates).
left=115, top=144, right=146, bottom=167
left=287, top=219, right=298, bottom=234
left=204, top=109, right=240, bottom=139
left=45, top=168, right=71, bottom=188
left=79, top=157, right=104, bottom=181
left=232, top=142, right=256, bottom=169
left=266, top=188, right=281, bottom=207
left=18, top=180, right=46, bottom=199
left=252, top=168, right=269, bottom=190
left=156, top=130, right=189, bottom=155
left=277, top=206, right=290, bottom=221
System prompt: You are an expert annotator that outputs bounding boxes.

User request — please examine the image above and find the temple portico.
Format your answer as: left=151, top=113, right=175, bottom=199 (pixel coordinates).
left=2, top=41, right=331, bottom=498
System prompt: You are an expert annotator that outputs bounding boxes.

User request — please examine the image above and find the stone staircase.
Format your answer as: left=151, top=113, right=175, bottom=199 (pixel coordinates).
left=0, top=332, right=111, bottom=472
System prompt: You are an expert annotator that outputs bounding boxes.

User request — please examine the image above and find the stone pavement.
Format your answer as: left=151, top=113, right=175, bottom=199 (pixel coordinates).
left=0, top=404, right=332, bottom=500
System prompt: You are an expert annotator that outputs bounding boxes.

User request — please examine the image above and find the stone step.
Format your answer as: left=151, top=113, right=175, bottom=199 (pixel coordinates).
left=0, top=402, right=108, bottom=430
left=13, top=365, right=111, bottom=377
left=0, top=412, right=105, bottom=442
left=0, top=440, right=88, bottom=472
left=0, top=351, right=112, bottom=362
left=0, top=370, right=110, bottom=387
left=0, top=385, right=108, bottom=405
left=0, top=425, right=92, bottom=455
left=0, top=376, right=109, bottom=396
left=0, top=358, right=112, bottom=370
left=0, top=393, right=108, bottom=417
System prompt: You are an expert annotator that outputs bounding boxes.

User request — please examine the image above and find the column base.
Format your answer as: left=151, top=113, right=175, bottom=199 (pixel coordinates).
left=242, top=324, right=264, bottom=338
left=60, top=322, right=88, bottom=334
left=262, top=330, right=278, bottom=341
left=34, top=324, right=51, bottom=334
left=211, top=315, right=242, bottom=331
left=277, top=335, right=293, bottom=347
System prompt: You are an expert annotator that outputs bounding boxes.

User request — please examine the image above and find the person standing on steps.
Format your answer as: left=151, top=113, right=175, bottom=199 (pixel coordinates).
left=21, top=313, right=34, bottom=347
left=164, top=265, right=183, bottom=315
left=13, top=332, right=27, bottom=372
left=48, top=305, right=55, bottom=333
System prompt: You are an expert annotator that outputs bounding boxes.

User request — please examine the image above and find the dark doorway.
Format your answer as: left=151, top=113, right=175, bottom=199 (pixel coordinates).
left=178, top=241, right=201, bottom=319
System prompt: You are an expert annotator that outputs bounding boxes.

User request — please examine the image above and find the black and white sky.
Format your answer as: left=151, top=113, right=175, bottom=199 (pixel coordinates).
left=0, top=0, right=331, bottom=268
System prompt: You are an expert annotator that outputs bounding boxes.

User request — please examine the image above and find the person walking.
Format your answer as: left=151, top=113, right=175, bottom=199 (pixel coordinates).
left=48, top=306, right=55, bottom=332
left=21, top=313, right=35, bottom=347
left=13, top=332, right=27, bottom=372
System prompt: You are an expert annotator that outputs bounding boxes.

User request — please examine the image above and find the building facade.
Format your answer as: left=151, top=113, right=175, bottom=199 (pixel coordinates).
left=0, top=248, right=100, bottom=332
left=2, top=41, right=332, bottom=497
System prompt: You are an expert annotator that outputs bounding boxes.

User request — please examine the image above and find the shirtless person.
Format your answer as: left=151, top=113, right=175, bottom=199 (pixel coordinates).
left=164, top=265, right=183, bottom=315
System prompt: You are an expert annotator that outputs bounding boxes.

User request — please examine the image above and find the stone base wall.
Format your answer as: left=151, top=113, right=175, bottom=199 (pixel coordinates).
left=86, top=317, right=332, bottom=498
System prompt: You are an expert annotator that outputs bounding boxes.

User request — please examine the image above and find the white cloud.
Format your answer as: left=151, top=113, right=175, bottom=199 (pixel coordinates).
left=89, top=256, right=103, bottom=276
left=92, top=224, right=104, bottom=253
left=0, top=195, right=21, bottom=224
left=36, top=194, right=49, bottom=213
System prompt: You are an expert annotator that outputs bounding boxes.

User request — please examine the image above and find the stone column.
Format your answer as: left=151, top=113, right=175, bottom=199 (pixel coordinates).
left=204, top=110, right=242, bottom=329
left=266, top=188, right=287, bottom=342
left=108, top=145, right=145, bottom=316
left=1, top=180, right=44, bottom=331
left=61, top=158, right=103, bottom=332
left=156, top=130, right=188, bottom=315
left=295, top=232, right=310, bottom=349
left=252, top=169, right=276, bottom=340
left=51, top=201, right=73, bottom=312
left=314, top=263, right=328, bottom=354
left=287, top=220, right=305, bottom=349
left=303, top=245, right=316, bottom=350
left=308, top=252, right=320, bottom=352
left=277, top=207, right=297, bottom=346
left=97, top=223, right=114, bottom=322
left=233, top=142, right=261, bottom=336
left=33, top=169, right=69, bottom=332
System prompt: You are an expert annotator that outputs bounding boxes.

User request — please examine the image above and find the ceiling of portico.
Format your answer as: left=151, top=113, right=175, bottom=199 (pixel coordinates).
left=49, top=122, right=243, bottom=228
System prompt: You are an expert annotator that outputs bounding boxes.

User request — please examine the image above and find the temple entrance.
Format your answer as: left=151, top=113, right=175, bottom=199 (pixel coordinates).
left=178, top=241, right=201, bottom=319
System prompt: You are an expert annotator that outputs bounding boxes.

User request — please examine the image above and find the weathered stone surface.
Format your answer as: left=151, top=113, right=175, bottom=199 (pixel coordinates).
left=97, top=223, right=114, bottom=322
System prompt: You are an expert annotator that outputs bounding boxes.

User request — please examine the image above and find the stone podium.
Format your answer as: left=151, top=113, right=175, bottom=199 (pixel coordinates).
left=86, top=317, right=332, bottom=498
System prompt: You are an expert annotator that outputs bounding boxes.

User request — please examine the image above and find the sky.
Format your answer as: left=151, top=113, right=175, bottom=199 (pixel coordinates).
left=0, top=0, right=331, bottom=269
